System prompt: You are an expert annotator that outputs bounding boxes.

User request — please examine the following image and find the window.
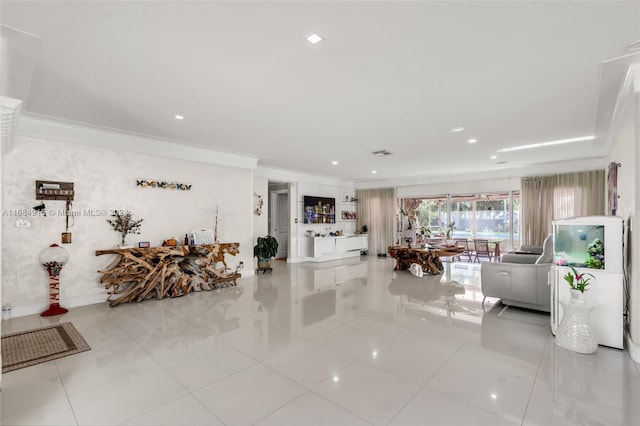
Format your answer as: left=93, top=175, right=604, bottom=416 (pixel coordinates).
left=401, top=191, right=520, bottom=250
left=414, top=197, right=447, bottom=233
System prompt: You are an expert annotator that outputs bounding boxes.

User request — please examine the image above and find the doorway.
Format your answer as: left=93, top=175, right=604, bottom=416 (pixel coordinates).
left=270, top=188, right=289, bottom=259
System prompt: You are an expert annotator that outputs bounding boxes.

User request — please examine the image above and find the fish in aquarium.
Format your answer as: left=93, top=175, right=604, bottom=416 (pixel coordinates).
left=554, top=225, right=605, bottom=269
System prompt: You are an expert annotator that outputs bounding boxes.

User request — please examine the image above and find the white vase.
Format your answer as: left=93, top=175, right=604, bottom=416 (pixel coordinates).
left=570, top=289, right=587, bottom=303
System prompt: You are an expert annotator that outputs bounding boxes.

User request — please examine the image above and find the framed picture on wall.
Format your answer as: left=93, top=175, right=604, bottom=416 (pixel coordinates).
left=341, top=211, right=357, bottom=220
left=608, top=162, right=619, bottom=215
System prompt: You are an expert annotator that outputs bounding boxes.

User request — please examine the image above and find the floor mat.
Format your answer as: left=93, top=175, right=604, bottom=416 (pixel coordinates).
left=2, top=322, right=91, bottom=373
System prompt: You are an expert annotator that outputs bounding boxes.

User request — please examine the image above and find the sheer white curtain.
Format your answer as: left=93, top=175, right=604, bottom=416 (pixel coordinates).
left=521, top=170, right=605, bottom=245
left=356, top=188, right=396, bottom=256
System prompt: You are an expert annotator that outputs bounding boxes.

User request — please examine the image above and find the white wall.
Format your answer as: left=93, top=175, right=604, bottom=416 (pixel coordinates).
left=254, top=166, right=357, bottom=263
left=607, top=71, right=639, bottom=362
left=2, top=135, right=254, bottom=317
left=252, top=176, right=269, bottom=268
left=290, top=182, right=358, bottom=262
left=253, top=176, right=269, bottom=241
left=357, top=158, right=606, bottom=190
left=396, top=177, right=520, bottom=198
left=0, top=129, right=3, bottom=386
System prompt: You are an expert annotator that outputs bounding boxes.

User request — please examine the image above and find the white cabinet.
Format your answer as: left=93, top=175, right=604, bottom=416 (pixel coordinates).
left=315, top=238, right=335, bottom=255
left=336, top=237, right=366, bottom=252
left=551, top=266, right=624, bottom=349
left=306, top=235, right=368, bottom=262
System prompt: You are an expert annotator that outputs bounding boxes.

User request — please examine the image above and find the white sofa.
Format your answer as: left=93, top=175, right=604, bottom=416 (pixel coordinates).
left=481, top=236, right=552, bottom=312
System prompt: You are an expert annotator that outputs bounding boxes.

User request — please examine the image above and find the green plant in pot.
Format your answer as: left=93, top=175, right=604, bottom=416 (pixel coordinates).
left=445, top=221, right=456, bottom=239
left=420, top=226, right=431, bottom=236
left=254, top=235, right=279, bottom=270
left=564, top=266, right=595, bottom=301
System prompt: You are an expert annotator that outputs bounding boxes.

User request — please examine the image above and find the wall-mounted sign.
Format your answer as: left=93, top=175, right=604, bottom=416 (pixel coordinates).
left=136, top=179, right=192, bottom=191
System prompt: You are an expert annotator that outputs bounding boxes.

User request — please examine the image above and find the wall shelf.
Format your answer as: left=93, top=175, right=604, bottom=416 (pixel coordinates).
left=35, top=180, right=74, bottom=200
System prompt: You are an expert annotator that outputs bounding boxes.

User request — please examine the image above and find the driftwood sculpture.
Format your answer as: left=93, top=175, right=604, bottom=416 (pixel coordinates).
left=388, top=245, right=463, bottom=275
left=96, top=243, right=242, bottom=307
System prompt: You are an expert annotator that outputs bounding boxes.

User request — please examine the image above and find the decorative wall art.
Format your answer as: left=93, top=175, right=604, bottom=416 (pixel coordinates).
left=607, top=162, right=620, bottom=215
left=136, top=179, right=192, bottom=190
left=341, top=211, right=357, bottom=220
left=255, top=193, right=264, bottom=216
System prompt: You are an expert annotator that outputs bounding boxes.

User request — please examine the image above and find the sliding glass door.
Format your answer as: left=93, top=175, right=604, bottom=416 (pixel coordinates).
left=403, top=191, right=520, bottom=250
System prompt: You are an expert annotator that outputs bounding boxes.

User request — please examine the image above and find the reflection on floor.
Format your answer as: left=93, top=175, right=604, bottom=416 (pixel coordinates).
left=2, top=257, right=639, bottom=425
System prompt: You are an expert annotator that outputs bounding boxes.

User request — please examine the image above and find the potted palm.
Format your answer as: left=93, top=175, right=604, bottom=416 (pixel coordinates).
left=254, top=235, right=279, bottom=271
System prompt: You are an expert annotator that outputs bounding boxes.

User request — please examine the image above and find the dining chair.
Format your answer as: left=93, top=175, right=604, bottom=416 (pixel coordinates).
left=453, top=238, right=473, bottom=262
left=473, top=239, right=493, bottom=262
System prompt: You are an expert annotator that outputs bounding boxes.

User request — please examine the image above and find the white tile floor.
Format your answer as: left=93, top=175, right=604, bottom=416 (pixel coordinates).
left=1, top=257, right=639, bottom=425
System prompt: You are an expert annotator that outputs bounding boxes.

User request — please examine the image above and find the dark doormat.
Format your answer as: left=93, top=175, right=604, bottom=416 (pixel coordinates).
left=2, top=322, right=91, bottom=373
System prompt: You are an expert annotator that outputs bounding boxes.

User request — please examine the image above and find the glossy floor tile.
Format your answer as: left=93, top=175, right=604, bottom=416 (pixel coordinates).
left=1, top=257, right=638, bottom=425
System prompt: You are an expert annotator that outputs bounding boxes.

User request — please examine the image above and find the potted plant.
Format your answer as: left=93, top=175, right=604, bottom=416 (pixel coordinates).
left=254, top=235, right=279, bottom=270
left=420, top=225, right=431, bottom=236
left=443, top=221, right=456, bottom=244
left=563, top=266, right=595, bottom=302
left=107, top=210, right=143, bottom=247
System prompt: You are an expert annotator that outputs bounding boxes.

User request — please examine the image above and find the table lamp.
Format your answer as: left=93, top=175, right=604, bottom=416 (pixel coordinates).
left=40, top=243, right=69, bottom=316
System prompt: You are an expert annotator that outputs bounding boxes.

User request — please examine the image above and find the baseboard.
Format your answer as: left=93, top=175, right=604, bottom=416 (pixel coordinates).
left=288, top=256, right=310, bottom=264
left=9, top=274, right=256, bottom=319
left=625, top=328, right=640, bottom=363
left=306, top=250, right=361, bottom=263
left=11, top=292, right=107, bottom=318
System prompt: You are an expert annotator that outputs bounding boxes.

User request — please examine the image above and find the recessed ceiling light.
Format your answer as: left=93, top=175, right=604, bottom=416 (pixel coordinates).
left=490, top=155, right=497, bottom=159
left=497, top=135, right=594, bottom=153
left=371, top=170, right=377, bottom=174
left=174, top=115, right=184, bottom=120
left=447, top=126, right=465, bottom=133
left=306, top=33, right=324, bottom=44
left=331, top=161, right=338, bottom=165
left=468, top=138, right=478, bottom=144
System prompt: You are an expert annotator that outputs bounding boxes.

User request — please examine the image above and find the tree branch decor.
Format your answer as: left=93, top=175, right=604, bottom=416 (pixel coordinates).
left=107, top=210, right=143, bottom=246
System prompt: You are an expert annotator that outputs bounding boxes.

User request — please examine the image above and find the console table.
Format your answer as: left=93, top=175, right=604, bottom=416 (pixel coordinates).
left=305, top=235, right=368, bottom=262
left=388, top=245, right=464, bottom=274
left=95, top=243, right=241, bottom=306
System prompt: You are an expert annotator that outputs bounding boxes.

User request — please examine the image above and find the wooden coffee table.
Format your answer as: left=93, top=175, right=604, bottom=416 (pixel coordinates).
left=388, top=245, right=464, bottom=275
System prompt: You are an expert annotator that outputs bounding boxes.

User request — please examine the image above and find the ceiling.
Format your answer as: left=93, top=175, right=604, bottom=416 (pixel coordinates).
left=1, top=1, right=639, bottom=183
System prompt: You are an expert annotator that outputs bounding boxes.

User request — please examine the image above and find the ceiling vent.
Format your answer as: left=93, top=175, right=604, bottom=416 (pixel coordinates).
left=1, top=96, right=23, bottom=155
left=372, top=150, right=392, bottom=157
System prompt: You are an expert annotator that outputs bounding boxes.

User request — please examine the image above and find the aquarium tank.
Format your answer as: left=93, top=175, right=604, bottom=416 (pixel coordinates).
left=553, top=224, right=605, bottom=269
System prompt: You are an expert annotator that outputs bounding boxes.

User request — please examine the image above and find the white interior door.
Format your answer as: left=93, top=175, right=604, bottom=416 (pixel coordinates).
left=271, top=190, right=289, bottom=259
